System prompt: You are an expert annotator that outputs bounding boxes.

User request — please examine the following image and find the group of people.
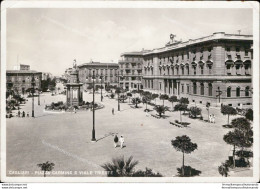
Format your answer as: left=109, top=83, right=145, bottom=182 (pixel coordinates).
left=17, top=110, right=30, bottom=118
left=113, top=134, right=125, bottom=149
left=209, top=114, right=216, bottom=123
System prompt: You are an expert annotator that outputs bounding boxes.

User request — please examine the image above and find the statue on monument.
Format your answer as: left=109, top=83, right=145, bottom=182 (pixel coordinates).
left=73, top=59, right=77, bottom=69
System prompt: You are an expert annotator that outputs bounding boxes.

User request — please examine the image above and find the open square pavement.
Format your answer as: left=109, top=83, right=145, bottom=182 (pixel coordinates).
left=6, top=92, right=253, bottom=177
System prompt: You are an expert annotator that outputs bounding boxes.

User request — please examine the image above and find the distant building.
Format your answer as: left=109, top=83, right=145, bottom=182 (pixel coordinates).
left=118, top=50, right=148, bottom=90
left=77, top=61, right=119, bottom=90
left=13, top=64, right=30, bottom=71
left=6, top=68, right=42, bottom=95
left=141, top=32, right=252, bottom=107
left=42, top=72, right=53, bottom=80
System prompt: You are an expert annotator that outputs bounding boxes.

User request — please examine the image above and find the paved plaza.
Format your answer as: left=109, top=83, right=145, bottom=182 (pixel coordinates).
left=6, top=92, right=252, bottom=177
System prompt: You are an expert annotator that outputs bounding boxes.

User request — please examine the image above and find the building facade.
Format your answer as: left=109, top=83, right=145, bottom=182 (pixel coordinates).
left=118, top=51, right=146, bottom=90
left=142, top=32, right=253, bottom=107
left=6, top=69, right=42, bottom=95
left=77, top=61, right=119, bottom=90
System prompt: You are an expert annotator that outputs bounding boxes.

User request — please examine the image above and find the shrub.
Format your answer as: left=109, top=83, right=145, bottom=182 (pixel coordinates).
left=189, top=106, right=202, bottom=118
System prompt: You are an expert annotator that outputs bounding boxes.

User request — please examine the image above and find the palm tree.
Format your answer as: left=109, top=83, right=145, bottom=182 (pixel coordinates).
left=159, top=94, right=169, bottom=106
left=131, top=97, right=141, bottom=108
left=168, top=96, right=178, bottom=110
left=152, top=93, right=159, bottom=105
left=218, top=162, right=229, bottom=177
left=127, top=92, right=132, bottom=103
left=37, top=161, right=55, bottom=177
left=154, top=105, right=168, bottom=118
left=171, top=135, right=198, bottom=176
left=174, top=103, right=188, bottom=123
left=142, top=91, right=152, bottom=110
left=101, top=156, right=138, bottom=177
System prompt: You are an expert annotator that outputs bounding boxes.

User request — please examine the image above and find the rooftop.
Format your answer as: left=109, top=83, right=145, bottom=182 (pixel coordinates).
left=144, top=32, right=253, bottom=55
left=6, top=70, right=42, bottom=74
left=77, top=62, right=119, bottom=68
left=121, top=50, right=151, bottom=56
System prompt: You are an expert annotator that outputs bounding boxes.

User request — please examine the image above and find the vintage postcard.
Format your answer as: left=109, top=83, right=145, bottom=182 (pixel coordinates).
left=1, top=1, right=259, bottom=183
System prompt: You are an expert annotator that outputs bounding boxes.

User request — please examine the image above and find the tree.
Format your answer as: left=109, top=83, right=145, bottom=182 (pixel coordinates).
left=231, top=117, right=251, bottom=134
left=174, top=103, right=188, bottom=123
left=37, top=161, right=55, bottom=177
left=142, top=91, right=152, bottom=110
left=168, top=96, right=178, bottom=110
left=131, top=97, right=141, bottom=108
left=221, top=105, right=237, bottom=125
left=189, top=106, right=202, bottom=118
left=127, top=92, right=132, bottom=103
left=132, top=167, right=162, bottom=177
left=154, top=105, right=169, bottom=118
left=245, top=108, right=253, bottom=121
left=218, top=162, right=229, bottom=177
left=171, top=135, right=198, bottom=176
left=179, top=97, right=189, bottom=105
left=131, top=90, right=138, bottom=97
left=223, top=130, right=244, bottom=168
left=151, top=93, right=159, bottom=105
left=160, top=94, right=169, bottom=106
left=101, top=156, right=138, bottom=177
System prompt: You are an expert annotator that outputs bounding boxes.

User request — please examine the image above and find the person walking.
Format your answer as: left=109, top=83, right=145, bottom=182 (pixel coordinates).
left=119, top=136, right=124, bottom=149
left=18, top=110, right=21, bottom=117
left=22, top=111, right=25, bottom=118
left=114, top=134, right=119, bottom=148
left=112, top=108, right=114, bottom=115
left=27, top=112, right=29, bottom=117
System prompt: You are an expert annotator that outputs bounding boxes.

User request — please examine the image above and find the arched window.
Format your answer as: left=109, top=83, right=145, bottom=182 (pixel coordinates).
left=171, top=67, right=174, bottom=75
left=236, top=87, right=240, bottom=97
left=208, top=83, right=213, bottom=96
left=186, top=66, right=189, bottom=75
left=200, top=83, right=204, bottom=95
left=227, top=87, right=231, bottom=97
left=181, top=66, right=184, bottom=75
left=245, top=86, right=250, bottom=97
left=193, top=82, right=197, bottom=94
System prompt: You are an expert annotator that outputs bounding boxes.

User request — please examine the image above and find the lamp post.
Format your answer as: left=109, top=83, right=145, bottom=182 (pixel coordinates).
left=91, top=70, right=96, bottom=142
left=117, top=71, right=124, bottom=111
left=31, top=74, right=35, bottom=117
left=216, top=86, right=222, bottom=103
left=100, top=74, right=104, bottom=102
left=38, top=88, right=41, bottom=105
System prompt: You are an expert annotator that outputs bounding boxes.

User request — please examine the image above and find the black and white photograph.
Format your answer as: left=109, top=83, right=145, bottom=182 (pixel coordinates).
left=1, top=1, right=259, bottom=184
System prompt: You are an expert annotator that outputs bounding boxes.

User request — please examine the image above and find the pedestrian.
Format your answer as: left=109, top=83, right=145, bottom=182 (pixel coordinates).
left=209, top=114, right=212, bottom=123
left=22, top=111, right=25, bottom=118
left=212, top=114, right=216, bottom=124
left=18, top=110, right=21, bottom=117
left=27, top=112, right=29, bottom=117
left=114, top=134, right=119, bottom=148
left=119, top=136, right=125, bottom=149
left=112, top=108, right=114, bottom=115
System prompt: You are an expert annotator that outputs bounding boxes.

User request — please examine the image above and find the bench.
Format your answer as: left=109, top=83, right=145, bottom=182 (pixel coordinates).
left=169, top=121, right=185, bottom=128
left=151, top=114, right=161, bottom=119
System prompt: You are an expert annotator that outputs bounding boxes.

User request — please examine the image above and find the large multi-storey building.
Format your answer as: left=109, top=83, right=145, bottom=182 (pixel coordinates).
left=6, top=65, right=42, bottom=95
left=118, top=51, right=146, bottom=90
left=142, top=32, right=253, bottom=107
left=77, top=61, right=119, bottom=90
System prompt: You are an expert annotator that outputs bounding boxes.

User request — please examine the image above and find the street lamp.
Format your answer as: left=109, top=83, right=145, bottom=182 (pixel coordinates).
left=100, top=74, right=104, bottom=102
left=38, top=88, right=41, bottom=105
left=216, top=86, right=222, bottom=103
left=31, top=74, right=35, bottom=118
left=90, top=70, right=96, bottom=142
left=116, top=71, right=124, bottom=111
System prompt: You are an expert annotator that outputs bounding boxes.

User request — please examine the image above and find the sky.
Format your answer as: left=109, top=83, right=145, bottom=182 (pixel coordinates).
left=6, top=8, right=253, bottom=76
